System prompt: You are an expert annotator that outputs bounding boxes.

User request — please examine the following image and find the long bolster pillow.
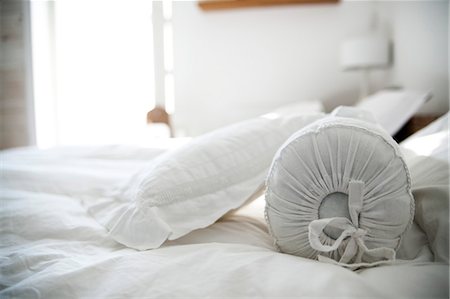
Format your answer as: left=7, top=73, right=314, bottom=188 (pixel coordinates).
left=264, top=107, right=414, bottom=269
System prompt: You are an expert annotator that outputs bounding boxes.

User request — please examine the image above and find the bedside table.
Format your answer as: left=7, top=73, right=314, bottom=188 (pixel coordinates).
left=394, top=115, right=441, bottom=143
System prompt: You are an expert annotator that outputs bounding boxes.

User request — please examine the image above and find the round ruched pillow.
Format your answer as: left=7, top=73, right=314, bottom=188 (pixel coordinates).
left=265, top=111, right=414, bottom=268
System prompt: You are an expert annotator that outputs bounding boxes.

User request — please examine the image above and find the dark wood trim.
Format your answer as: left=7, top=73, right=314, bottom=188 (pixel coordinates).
left=199, top=0, right=339, bottom=10
left=393, top=115, right=442, bottom=143
left=147, top=106, right=173, bottom=137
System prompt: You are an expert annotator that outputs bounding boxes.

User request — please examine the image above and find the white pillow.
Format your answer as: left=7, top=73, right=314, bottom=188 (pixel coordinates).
left=265, top=107, right=414, bottom=268
left=91, top=113, right=323, bottom=250
left=356, top=89, right=431, bottom=135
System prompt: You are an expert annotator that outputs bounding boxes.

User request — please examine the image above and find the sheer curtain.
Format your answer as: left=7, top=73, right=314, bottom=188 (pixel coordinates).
left=31, top=0, right=155, bottom=147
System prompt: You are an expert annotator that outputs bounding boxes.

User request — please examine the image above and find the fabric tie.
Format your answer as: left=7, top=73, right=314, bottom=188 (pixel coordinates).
left=308, top=180, right=396, bottom=267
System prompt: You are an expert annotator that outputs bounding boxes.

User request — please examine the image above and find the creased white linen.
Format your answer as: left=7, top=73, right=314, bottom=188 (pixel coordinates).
left=0, top=144, right=178, bottom=196
left=1, top=186, right=447, bottom=298
left=0, top=118, right=448, bottom=298
left=399, top=152, right=449, bottom=264
left=399, top=113, right=449, bottom=263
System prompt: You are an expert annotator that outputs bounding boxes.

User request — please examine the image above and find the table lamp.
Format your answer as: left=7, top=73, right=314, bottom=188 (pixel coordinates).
left=340, top=36, right=391, bottom=101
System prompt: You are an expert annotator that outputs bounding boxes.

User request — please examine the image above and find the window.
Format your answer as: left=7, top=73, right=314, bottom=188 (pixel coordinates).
left=31, top=0, right=157, bottom=147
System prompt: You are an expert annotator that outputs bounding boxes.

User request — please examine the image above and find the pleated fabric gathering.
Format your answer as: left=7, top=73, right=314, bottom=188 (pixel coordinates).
left=264, top=114, right=414, bottom=268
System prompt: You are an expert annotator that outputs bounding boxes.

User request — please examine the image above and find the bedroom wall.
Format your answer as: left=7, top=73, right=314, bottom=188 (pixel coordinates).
left=0, top=1, right=35, bottom=149
left=389, top=0, right=449, bottom=115
left=171, top=0, right=449, bottom=136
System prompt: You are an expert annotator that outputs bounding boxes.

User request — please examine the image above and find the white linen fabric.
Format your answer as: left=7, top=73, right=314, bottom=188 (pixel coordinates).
left=0, top=115, right=448, bottom=298
left=399, top=113, right=449, bottom=264
left=265, top=108, right=414, bottom=267
left=401, top=112, right=449, bottom=163
left=356, top=89, right=431, bottom=135
left=88, top=114, right=323, bottom=250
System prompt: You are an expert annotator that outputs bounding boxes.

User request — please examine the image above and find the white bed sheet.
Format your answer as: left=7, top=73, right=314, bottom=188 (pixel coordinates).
left=1, top=127, right=449, bottom=298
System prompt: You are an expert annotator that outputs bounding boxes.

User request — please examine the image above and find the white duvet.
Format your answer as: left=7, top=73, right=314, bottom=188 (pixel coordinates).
left=0, top=122, right=449, bottom=298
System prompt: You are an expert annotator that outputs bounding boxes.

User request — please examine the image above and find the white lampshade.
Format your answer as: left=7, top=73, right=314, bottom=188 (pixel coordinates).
left=340, top=36, right=390, bottom=70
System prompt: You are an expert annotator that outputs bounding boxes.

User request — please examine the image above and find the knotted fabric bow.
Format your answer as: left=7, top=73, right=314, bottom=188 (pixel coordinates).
left=308, top=180, right=396, bottom=267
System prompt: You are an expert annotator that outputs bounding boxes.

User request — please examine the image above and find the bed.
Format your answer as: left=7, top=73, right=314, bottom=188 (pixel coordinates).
left=1, top=104, right=448, bottom=298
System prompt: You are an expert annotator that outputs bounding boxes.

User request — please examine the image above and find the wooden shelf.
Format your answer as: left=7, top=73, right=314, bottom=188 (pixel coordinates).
left=198, top=0, right=339, bottom=10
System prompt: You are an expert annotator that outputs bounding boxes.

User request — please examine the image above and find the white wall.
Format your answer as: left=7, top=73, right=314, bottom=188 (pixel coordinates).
left=172, top=1, right=448, bottom=136
left=388, top=0, right=449, bottom=115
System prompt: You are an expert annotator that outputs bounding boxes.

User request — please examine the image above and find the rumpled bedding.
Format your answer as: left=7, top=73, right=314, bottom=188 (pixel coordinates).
left=0, top=125, right=448, bottom=298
